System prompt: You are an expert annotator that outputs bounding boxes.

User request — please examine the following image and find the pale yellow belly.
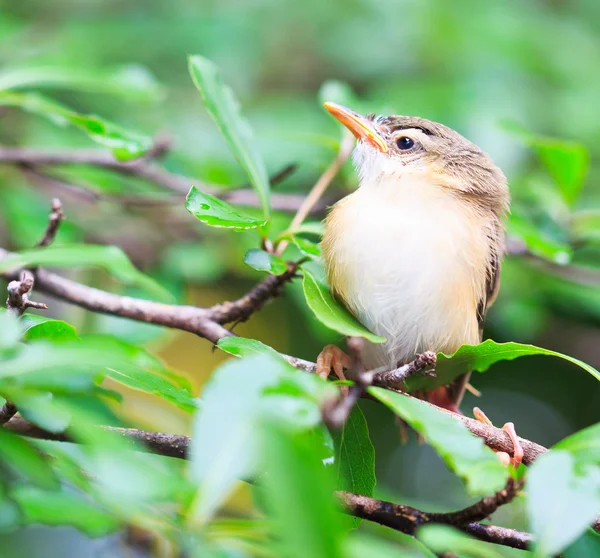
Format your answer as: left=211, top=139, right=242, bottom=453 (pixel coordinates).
left=323, top=180, right=489, bottom=369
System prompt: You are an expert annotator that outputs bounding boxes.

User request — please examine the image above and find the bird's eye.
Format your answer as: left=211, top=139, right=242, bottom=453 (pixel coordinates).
left=396, top=137, right=414, bottom=150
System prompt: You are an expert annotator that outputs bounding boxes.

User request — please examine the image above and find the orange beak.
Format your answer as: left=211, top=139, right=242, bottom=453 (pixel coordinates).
left=323, top=102, right=387, bottom=153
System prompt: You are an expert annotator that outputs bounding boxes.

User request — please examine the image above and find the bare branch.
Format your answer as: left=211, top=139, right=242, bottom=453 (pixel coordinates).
left=6, top=271, right=48, bottom=315
left=207, top=263, right=299, bottom=324
left=338, top=491, right=531, bottom=551
left=0, top=146, right=326, bottom=215
left=0, top=402, right=17, bottom=425
left=372, top=351, right=437, bottom=388
left=36, top=198, right=65, bottom=247
left=427, top=478, right=523, bottom=525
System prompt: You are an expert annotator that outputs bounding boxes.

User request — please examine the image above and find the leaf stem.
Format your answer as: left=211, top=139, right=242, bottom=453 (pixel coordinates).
left=274, top=131, right=354, bottom=256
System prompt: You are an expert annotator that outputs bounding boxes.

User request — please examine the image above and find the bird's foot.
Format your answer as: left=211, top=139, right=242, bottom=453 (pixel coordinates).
left=473, top=407, right=523, bottom=469
left=316, top=345, right=352, bottom=381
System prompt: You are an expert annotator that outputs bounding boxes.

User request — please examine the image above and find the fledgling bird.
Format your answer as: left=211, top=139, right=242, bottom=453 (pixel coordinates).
left=319, top=102, right=510, bottom=414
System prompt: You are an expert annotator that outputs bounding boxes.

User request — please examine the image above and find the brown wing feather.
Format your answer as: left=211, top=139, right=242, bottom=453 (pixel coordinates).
left=447, top=251, right=501, bottom=407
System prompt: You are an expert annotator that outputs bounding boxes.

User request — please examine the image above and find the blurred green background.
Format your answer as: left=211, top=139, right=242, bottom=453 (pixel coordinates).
left=1, top=0, right=600, bottom=556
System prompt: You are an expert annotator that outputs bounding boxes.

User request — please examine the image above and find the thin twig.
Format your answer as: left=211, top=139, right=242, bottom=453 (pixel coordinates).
left=372, top=351, right=437, bottom=388
left=275, top=132, right=354, bottom=256
left=0, top=145, right=323, bottom=214
left=3, top=416, right=532, bottom=550
left=0, top=402, right=17, bottom=425
left=36, top=198, right=64, bottom=247
left=6, top=271, right=48, bottom=315
left=427, top=478, right=523, bottom=525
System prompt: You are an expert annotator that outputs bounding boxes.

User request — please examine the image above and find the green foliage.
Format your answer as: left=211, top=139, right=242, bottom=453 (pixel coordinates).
left=418, top=525, right=505, bottom=558
left=0, top=64, right=164, bottom=101
left=217, top=336, right=285, bottom=361
left=188, top=55, right=271, bottom=222
left=261, top=424, right=345, bottom=558
left=189, top=354, right=335, bottom=523
left=331, top=406, right=376, bottom=514
left=505, top=121, right=590, bottom=207
left=0, top=91, right=152, bottom=160
left=243, top=249, right=288, bottom=275
left=291, top=235, right=322, bottom=259
left=185, top=186, right=267, bottom=230
left=0, top=245, right=170, bottom=301
left=527, top=450, right=600, bottom=556
left=302, top=270, right=385, bottom=343
left=1, top=22, right=600, bottom=556
left=527, top=424, right=600, bottom=555
left=406, top=339, right=600, bottom=392
left=369, top=387, right=508, bottom=495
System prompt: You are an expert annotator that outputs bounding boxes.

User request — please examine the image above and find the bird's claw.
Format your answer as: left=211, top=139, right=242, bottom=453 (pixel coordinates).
left=316, top=345, right=352, bottom=381
left=473, top=407, right=523, bottom=469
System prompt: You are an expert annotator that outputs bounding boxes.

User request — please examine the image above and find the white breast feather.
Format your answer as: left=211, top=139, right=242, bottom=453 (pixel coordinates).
left=323, top=167, right=490, bottom=370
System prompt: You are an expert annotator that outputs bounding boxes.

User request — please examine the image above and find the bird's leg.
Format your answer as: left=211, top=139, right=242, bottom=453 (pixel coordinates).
left=316, top=345, right=352, bottom=381
left=473, top=407, right=524, bottom=469
left=426, top=386, right=462, bottom=414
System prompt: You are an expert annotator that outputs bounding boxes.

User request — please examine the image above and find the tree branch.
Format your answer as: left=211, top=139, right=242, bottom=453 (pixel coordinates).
left=372, top=351, right=437, bottom=388
left=4, top=416, right=531, bottom=551
left=338, top=491, right=531, bottom=551
left=36, top=197, right=65, bottom=248
left=0, top=146, right=325, bottom=214
left=0, top=245, right=548, bottom=464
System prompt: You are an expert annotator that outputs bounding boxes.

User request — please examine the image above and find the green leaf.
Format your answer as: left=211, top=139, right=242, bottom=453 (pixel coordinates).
left=77, top=334, right=196, bottom=411
left=0, top=91, right=152, bottom=161
left=3, top=388, right=72, bottom=432
left=417, top=525, right=504, bottom=558
left=369, top=388, right=507, bottom=495
left=217, top=336, right=284, bottom=362
left=570, top=210, right=600, bottom=244
left=289, top=222, right=325, bottom=237
left=262, top=424, right=345, bottom=558
left=0, top=64, right=164, bottom=102
left=188, top=55, right=270, bottom=221
left=527, top=450, right=600, bottom=556
left=0, top=336, right=145, bottom=387
left=0, top=245, right=171, bottom=301
left=508, top=212, right=571, bottom=264
left=243, top=249, right=288, bottom=275
left=21, top=315, right=79, bottom=343
left=185, top=186, right=267, bottom=230
left=292, top=236, right=322, bottom=259
left=553, top=422, right=600, bottom=463
left=346, top=533, right=435, bottom=558
left=564, top=530, right=600, bottom=558
left=332, top=405, right=376, bottom=498
left=11, top=486, right=119, bottom=537
left=0, top=485, right=21, bottom=532
left=0, top=429, right=58, bottom=489
left=301, top=270, right=385, bottom=343
left=503, top=121, right=589, bottom=206
left=189, top=354, right=334, bottom=523
left=0, top=310, right=22, bottom=350
left=105, top=365, right=196, bottom=412
left=406, top=339, right=600, bottom=392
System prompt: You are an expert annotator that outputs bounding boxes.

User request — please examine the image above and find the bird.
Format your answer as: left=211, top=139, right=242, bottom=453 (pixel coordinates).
left=318, top=102, right=519, bottom=464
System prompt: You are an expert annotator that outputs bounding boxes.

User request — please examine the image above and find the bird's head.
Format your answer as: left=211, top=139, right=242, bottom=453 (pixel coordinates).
left=324, top=102, right=509, bottom=214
